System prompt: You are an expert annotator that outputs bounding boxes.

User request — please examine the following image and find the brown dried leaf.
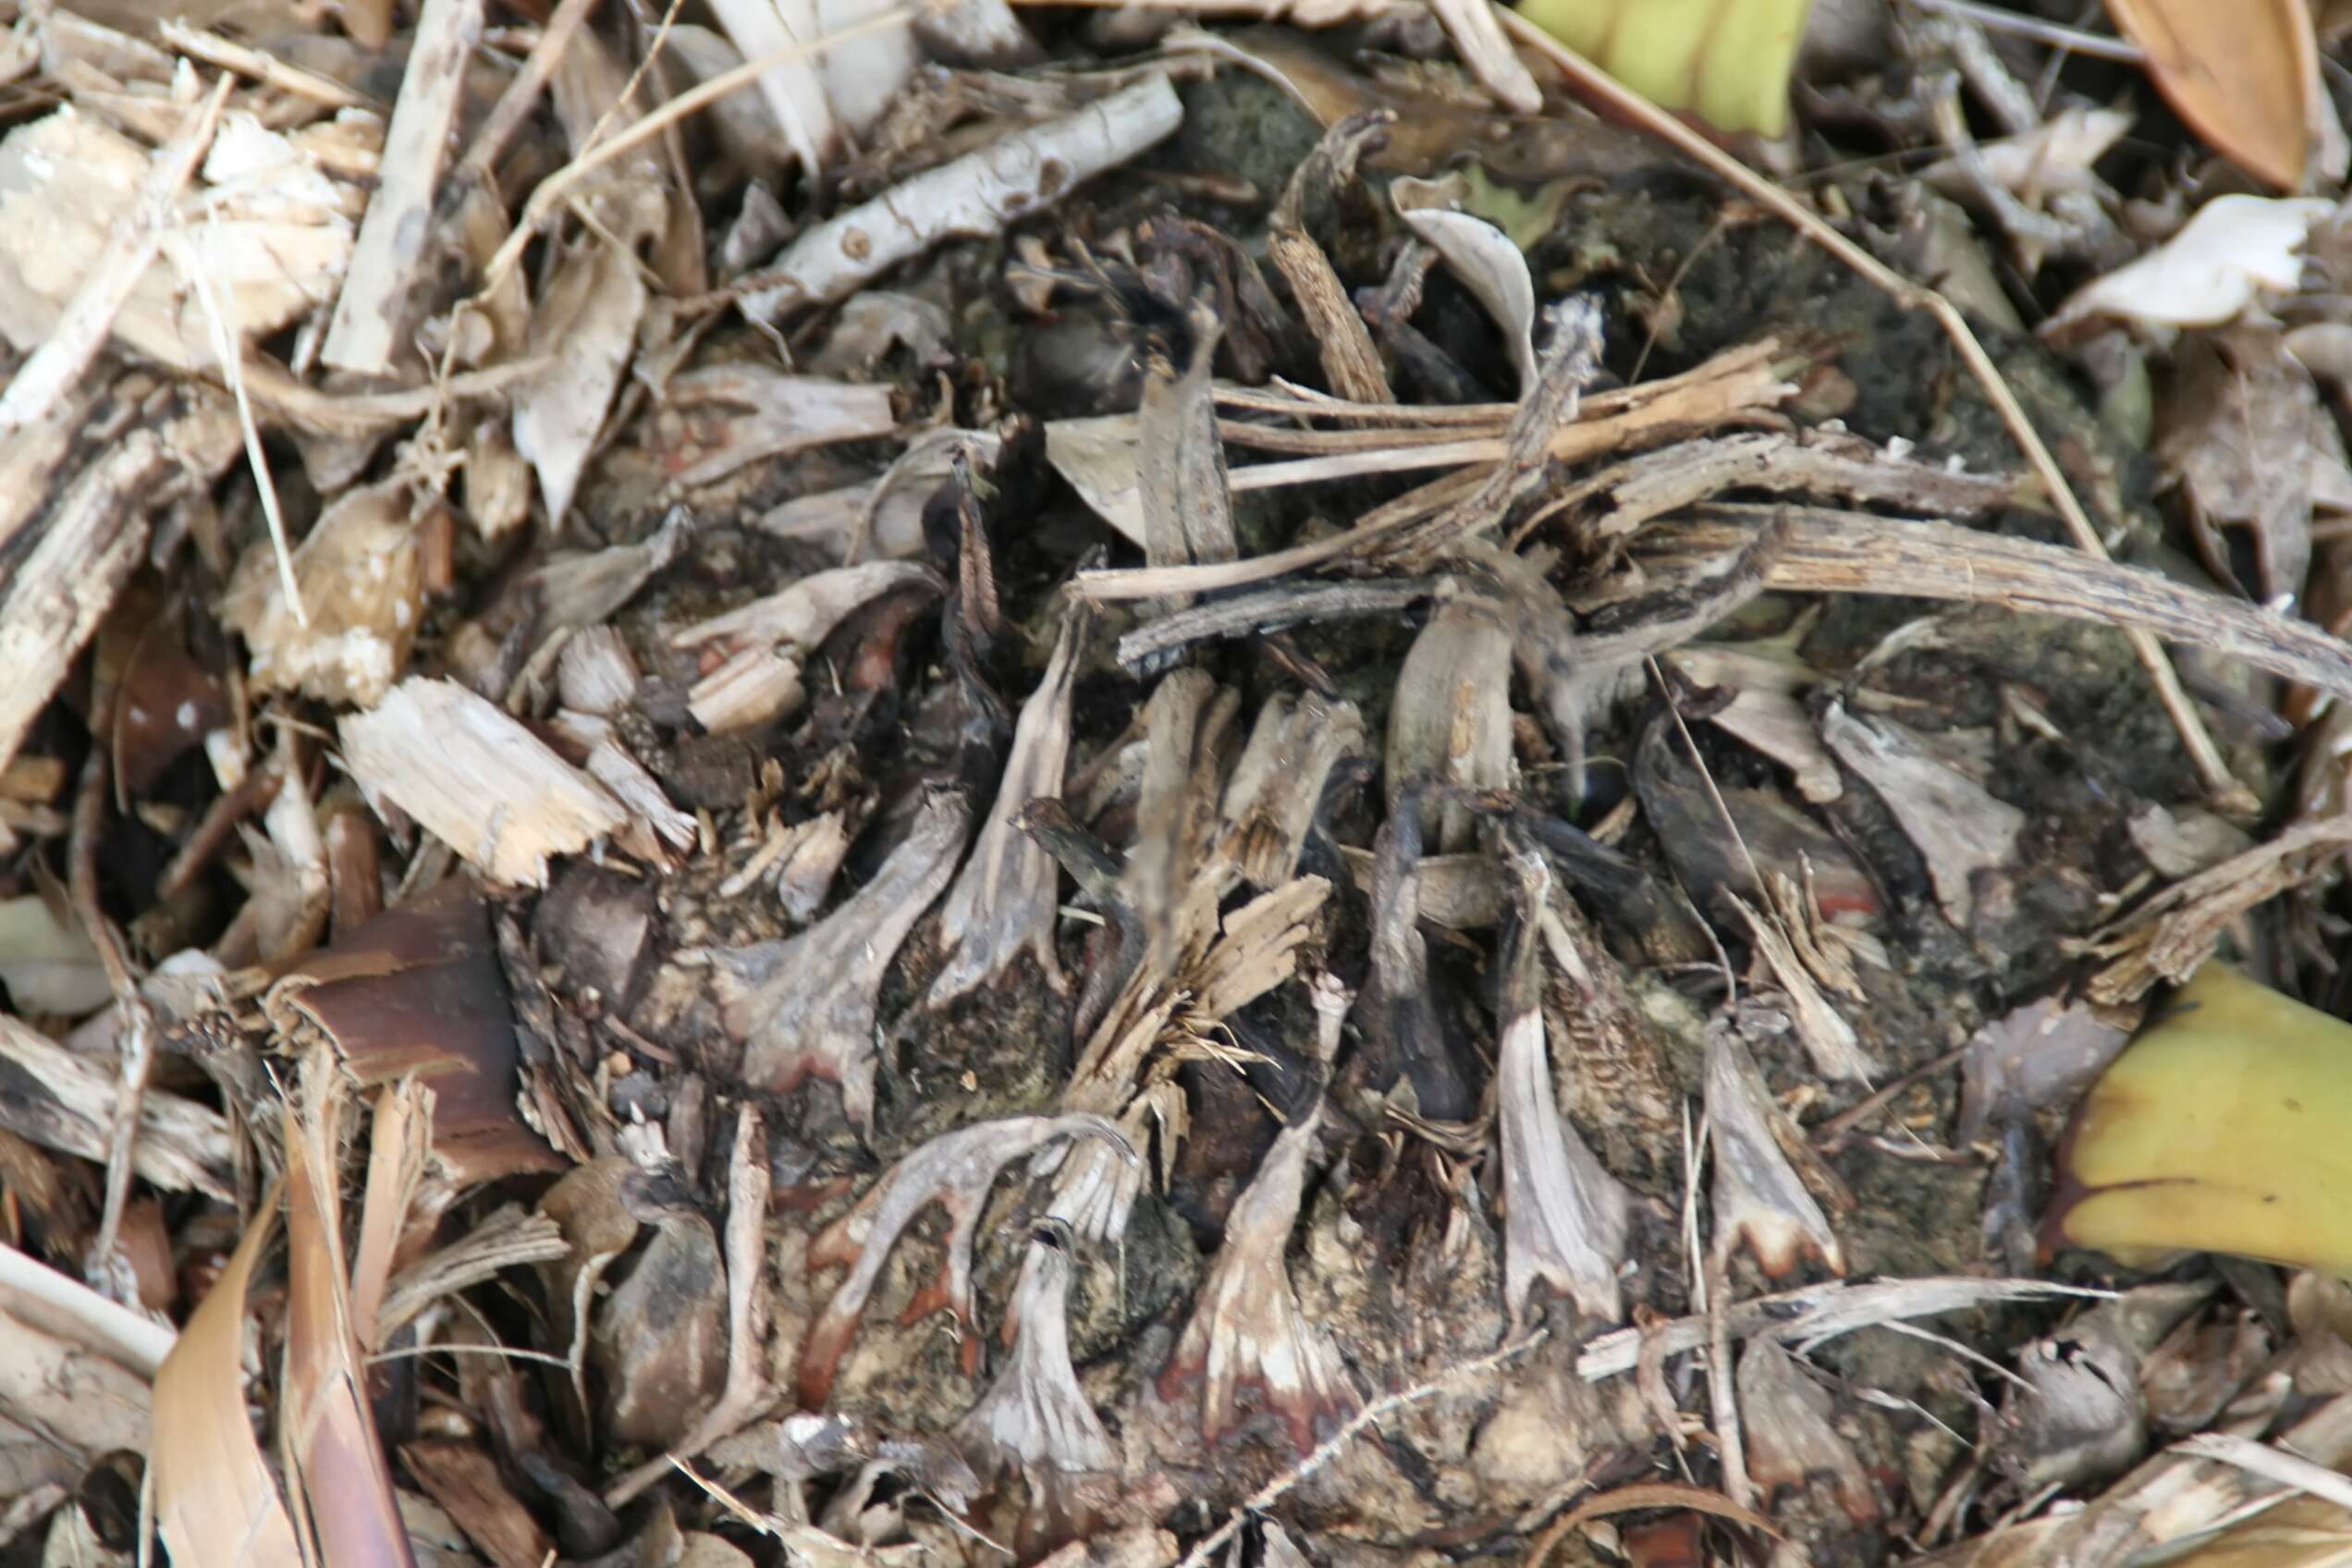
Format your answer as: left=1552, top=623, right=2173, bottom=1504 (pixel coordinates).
left=269, top=876, right=563, bottom=1185
left=151, top=1184, right=303, bottom=1568
left=2105, top=0, right=2315, bottom=190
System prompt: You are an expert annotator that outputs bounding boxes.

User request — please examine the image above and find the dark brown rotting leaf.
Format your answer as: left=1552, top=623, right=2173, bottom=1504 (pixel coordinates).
left=533, top=861, right=658, bottom=1016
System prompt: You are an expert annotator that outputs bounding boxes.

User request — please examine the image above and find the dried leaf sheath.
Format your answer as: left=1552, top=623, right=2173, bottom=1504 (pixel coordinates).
left=799, top=1114, right=1132, bottom=1407
left=711, top=790, right=972, bottom=1132
left=1158, top=1107, right=1358, bottom=1451
left=1495, top=840, right=1633, bottom=1330
left=280, top=1062, right=418, bottom=1568
left=928, top=606, right=1086, bottom=1005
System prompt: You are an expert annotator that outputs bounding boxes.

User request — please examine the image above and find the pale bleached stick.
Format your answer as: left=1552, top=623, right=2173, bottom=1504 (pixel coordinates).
left=322, top=0, right=484, bottom=374
left=0, top=75, right=231, bottom=432
left=482, top=6, right=922, bottom=292
left=738, top=73, right=1185, bottom=317
left=157, top=20, right=372, bottom=108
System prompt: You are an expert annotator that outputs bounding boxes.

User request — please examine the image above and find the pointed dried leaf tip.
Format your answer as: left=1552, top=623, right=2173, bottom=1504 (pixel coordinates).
left=712, top=790, right=971, bottom=1133
left=929, top=606, right=1085, bottom=1006
left=1159, top=1109, right=1358, bottom=1452
left=799, top=1113, right=1133, bottom=1409
left=1706, top=1019, right=1844, bottom=1279
left=1496, top=839, right=1633, bottom=1331
left=958, top=1223, right=1117, bottom=1482
left=1737, top=1337, right=1878, bottom=1525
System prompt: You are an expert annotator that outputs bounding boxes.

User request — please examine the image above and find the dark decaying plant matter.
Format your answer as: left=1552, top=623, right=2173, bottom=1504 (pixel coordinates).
left=18, top=4, right=2352, bottom=1566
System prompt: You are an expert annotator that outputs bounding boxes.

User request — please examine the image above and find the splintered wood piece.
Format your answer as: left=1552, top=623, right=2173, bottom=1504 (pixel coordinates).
left=0, top=390, right=241, bottom=778
left=339, top=678, right=627, bottom=888
left=268, top=876, right=564, bottom=1184
left=0, top=1015, right=232, bottom=1201
left=322, top=0, right=484, bottom=374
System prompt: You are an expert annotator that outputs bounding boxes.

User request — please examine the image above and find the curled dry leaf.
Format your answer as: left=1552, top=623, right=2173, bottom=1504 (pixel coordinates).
left=1392, top=177, right=1536, bottom=391
left=2104, top=0, right=2315, bottom=190
left=1158, top=1106, right=1359, bottom=1451
left=220, top=480, right=425, bottom=707
left=2043, top=194, right=2334, bottom=336
left=1387, top=592, right=1513, bottom=853
left=929, top=606, right=1085, bottom=1005
left=151, top=1184, right=303, bottom=1568
left=339, top=678, right=627, bottom=888
left=799, top=1112, right=1133, bottom=1408
left=1494, top=839, right=1633, bottom=1329
left=710, top=790, right=971, bottom=1131
left=1705, top=1018, right=1844, bottom=1279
